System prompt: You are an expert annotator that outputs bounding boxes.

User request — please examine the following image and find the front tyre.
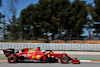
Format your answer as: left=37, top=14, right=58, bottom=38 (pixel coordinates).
left=60, top=54, right=69, bottom=64
left=8, top=55, right=17, bottom=63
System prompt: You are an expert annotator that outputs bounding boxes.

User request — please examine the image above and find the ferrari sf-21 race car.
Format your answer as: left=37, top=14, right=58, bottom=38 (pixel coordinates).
left=3, top=47, right=80, bottom=64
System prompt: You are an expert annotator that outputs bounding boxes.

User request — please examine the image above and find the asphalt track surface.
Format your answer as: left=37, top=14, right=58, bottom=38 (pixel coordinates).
left=0, top=54, right=100, bottom=67
left=1, top=54, right=100, bottom=59
left=0, top=51, right=100, bottom=67
left=0, top=62, right=100, bottom=67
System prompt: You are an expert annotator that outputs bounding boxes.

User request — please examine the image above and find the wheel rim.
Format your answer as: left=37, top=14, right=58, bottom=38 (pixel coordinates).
left=62, top=56, right=68, bottom=62
left=9, top=56, right=15, bottom=62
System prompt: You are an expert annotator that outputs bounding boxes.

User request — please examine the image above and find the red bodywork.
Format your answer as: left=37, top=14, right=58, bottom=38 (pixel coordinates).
left=3, top=48, right=80, bottom=64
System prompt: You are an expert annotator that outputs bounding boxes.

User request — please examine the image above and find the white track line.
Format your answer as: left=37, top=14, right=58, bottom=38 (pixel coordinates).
left=80, top=60, right=91, bottom=62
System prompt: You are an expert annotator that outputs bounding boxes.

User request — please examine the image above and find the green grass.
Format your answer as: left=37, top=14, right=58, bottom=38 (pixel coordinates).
left=0, top=58, right=7, bottom=59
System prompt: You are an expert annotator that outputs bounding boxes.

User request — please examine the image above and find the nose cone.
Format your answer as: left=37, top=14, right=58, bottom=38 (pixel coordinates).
left=71, top=59, right=80, bottom=64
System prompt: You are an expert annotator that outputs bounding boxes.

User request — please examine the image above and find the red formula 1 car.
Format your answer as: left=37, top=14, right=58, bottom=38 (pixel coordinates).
left=3, top=47, right=80, bottom=64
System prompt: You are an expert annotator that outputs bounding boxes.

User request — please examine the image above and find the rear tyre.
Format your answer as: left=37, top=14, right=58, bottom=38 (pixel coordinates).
left=8, top=55, right=17, bottom=63
left=60, top=54, right=69, bottom=64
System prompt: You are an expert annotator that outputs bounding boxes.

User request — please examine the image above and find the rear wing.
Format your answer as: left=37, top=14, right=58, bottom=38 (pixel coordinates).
left=3, top=49, right=15, bottom=57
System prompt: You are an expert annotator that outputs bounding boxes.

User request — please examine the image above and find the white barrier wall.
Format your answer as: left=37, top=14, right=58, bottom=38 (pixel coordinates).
left=0, top=43, right=100, bottom=51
